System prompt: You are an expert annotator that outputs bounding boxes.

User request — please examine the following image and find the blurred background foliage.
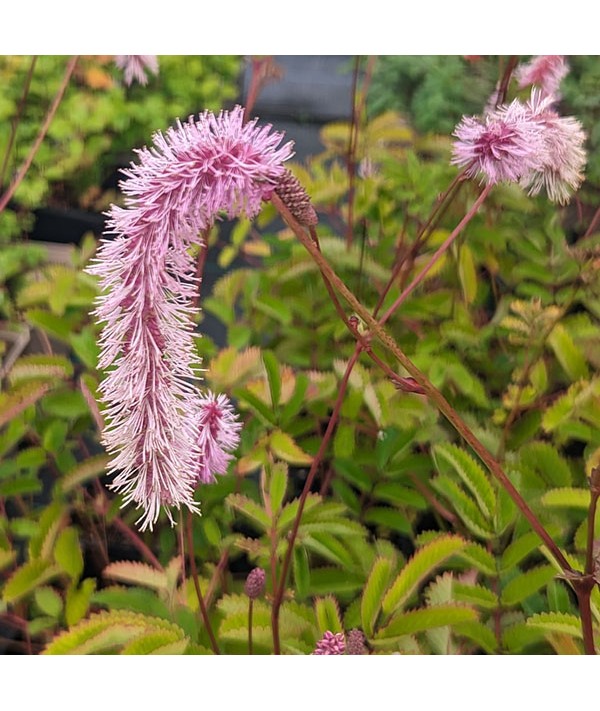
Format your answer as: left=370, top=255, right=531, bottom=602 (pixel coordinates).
left=1, top=55, right=599, bottom=655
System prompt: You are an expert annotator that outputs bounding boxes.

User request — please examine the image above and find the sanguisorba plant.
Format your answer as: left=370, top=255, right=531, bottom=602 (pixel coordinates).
left=2, top=55, right=600, bottom=656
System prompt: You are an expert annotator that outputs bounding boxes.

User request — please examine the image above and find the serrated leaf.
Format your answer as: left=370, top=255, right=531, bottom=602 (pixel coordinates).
left=382, top=535, right=466, bottom=615
left=43, top=610, right=187, bottom=655
left=269, top=462, right=287, bottom=516
left=277, top=493, right=321, bottom=533
left=315, top=596, right=343, bottom=634
left=262, top=350, right=281, bottom=409
left=361, top=557, right=394, bottom=637
left=500, top=565, right=557, bottom=606
left=65, top=578, right=96, bottom=626
left=233, top=387, right=277, bottom=425
left=501, top=531, right=546, bottom=571
left=502, top=622, right=546, bottom=652
left=306, top=567, right=364, bottom=596
left=520, top=442, right=573, bottom=487
left=227, top=494, right=270, bottom=532
left=377, top=605, right=477, bottom=639
left=363, top=507, right=411, bottom=535
left=122, top=631, right=188, bottom=655
left=432, top=475, right=494, bottom=538
left=2, top=559, right=61, bottom=603
left=458, top=244, right=477, bottom=304
left=92, top=586, right=170, bottom=619
left=548, top=323, right=589, bottom=381
left=541, top=488, right=590, bottom=510
left=433, top=443, right=495, bottom=519
left=0, top=381, right=51, bottom=428
left=34, top=586, right=63, bottom=618
left=61, top=454, right=110, bottom=493
left=453, top=582, right=498, bottom=610
left=454, top=620, right=497, bottom=654
left=526, top=611, right=582, bottom=638
left=8, top=355, right=73, bottom=385
left=333, top=423, right=356, bottom=458
left=304, top=532, right=357, bottom=569
left=269, top=430, right=313, bottom=466
left=29, top=502, right=66, bottom=560
left=54, top=527, right=84, bottom=581
left=0, top=548, right=16, bottom=571
left=103, top=561, right=168, bottom=592
left=293, top=545, right=310, bottom=599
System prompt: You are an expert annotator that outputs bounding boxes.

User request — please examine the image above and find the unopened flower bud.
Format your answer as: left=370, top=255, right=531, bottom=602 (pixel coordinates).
left=312, top=631, right=345, bottom=655
left=346, top=629, right=367, bottom=655
left=275, top=169, right=318, bottom=226
left=244, top=567, right=266, bottom=599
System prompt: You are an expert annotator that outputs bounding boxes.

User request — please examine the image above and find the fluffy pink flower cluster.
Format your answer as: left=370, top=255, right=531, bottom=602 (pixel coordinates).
left=115, top=55, right=159, bottom=86
left=88, top=106, right=293, bottom=530
left=516, top=55, right=568, bottom=98
left=452, top=89, right=586, bottom=204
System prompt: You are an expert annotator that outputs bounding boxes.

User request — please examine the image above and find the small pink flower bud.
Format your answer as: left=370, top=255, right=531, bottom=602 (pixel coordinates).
left=312, top=631, right=345, bottom=655
left=244, top=568, right=266, bottom=600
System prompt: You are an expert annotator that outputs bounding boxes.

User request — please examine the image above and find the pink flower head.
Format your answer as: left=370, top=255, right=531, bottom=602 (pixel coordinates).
left=452, top=98, right=546, bottom=184
left=87, top=106, right=292, bottom=531
left=516, top=55, right=568, bottom=98
left=313, top=631, right=346, bottom=655
left=520, top=90, right=587, bottom=205
left=115, top=55, right=159, bottom=86
left=197, top=391, right=242, bottom=484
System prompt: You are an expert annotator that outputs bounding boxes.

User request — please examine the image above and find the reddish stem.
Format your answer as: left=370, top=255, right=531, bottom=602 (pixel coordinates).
left=0, top=56, right=78, bottom=214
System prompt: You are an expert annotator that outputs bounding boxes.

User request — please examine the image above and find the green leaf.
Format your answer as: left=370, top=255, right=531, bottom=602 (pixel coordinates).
left=25, top=309, right=77, bottom=341
left=0, top=381, right=51, bottom=428
left=541, top=488, right=590, bottom=510
left=432, top=443, right=495, bottom=519
left=458, top=244, right=478, bottom=304
left=315, top=596, right=343, bottom=634
left=262, top=350, right=281, bottom=409
left=500, top=531, right=546, bottom=571
left=304, top=532, right=357, bottom=569
left=41, top=389, right=89, bottom=419
left=382, top=535, right=466, bottom=615
left=92, top=586, right=170, bottom=619
left=254, top=294, right=292, bottom=325
left=280, top=373, right=309, bottom=426
left=69, top=328, right=100, bottom=370
left=452, top=582, right=498, bottom=610
left=333, top=423, right=356, bottom=458
left=54, top=527, right=84, bottom=581
left=363, top=507, right=411, bottom=535
left=548, top=323, right=589, bottom=381
left=122, top=632, right=189, bottom=655
left=335, top=459, right=371, bottom=493
left=65, top=578, right=96, bottom=626
left=500, top=565, right=557, bottom=606
left=377, top=605, right=477, bottom=639
left=2, top=560, right=61, bottom=603
left=102, top=562, right=168, bottom=592
left=269, top=462, right=288, bottom=516
left=306, top=567, right=364, bottom=596
left=227, top=494, right=270, bottom=532
left=34, top=586, right=63, bottom=618
left=60, top=454, right=110, bottom=493
left=270, top=430, right=313, bottom=465
left=432, top=475, right=494, bottom=538
left=43, top=610, right=187, bottom=655
left=455, top=620, right=497, bottom=654
left=361, top=557, right=394, bottom=637
left=293, top=546, right=310, bottom=599
left=42, top=419, right=69, bottom=453
left=526, top=611, right=582, bottom=638
left=8, top=355, right=73, bottom=385
left=520, top=442, right=572, bottom=487
left=233, top=387, right=277, bottom=425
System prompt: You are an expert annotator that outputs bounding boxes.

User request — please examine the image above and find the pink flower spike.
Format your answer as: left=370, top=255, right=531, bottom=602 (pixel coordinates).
left=521, top=90, right=587, bottom=205
left=197, top=391, right=242, bottom=484
left=115, top=55, right=159, bottom=86
left=313, top=631, right=346, bottom=655
left=452, top=98, right=546, bottom=185
left=87, top=106, right=292, bottom=531
left=516, top=55, right=568, bottom=98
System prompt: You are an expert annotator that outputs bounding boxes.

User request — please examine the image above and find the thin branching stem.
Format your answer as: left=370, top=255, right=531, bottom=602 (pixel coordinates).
left=0, top=56, right=78, bottom=214
left=185, top=512, right=220, bottom=655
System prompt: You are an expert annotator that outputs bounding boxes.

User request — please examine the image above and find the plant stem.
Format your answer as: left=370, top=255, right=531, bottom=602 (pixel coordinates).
left=248, top=599, right=254, bottom=655
left=272, top=193, right=575, bottom=577
left=0, top=56, right=78, bottom=214
left=270, top=345, right=361, bottom=654
left=0, top=56, right=37, bottom=189
left=585, top=488, right=599, bottom=577
left=185, top=512, right=220, bottom=654
left=378, top=184, right=492, bottom=327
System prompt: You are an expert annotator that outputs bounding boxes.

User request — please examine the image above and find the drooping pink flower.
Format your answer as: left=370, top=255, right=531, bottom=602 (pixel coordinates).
left=115, top=55, right=159, bottom=86
left=452, top=97, right=546, bottom=184
left=516, top=55, right=568, bottom=98
left=313, top=631, right=346, bottom=655
left=520, top=90, right=587, bottom=205
left=197, top=391, right=242, bottom=484
left=87, top=106, right=293, bottom=531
